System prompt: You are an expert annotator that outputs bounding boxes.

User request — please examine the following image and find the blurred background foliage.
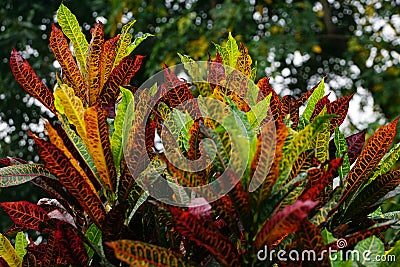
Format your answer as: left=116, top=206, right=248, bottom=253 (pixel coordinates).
left=0, top=0, right=399, bottom=228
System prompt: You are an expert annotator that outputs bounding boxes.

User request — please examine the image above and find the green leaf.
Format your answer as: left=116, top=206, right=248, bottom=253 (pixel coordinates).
left=113, top=20, right=136, bottom=69
left=247, top=93, right=272, bottom=130
left=111, top=87, right=134, bottom=171
left=354, top=236, right=384, bottom=267
left=15, top=232, right=27, bottom=261
left=85, top=223, right=102, bottom=260
left=0, top=164, right=56, bottom=187
left=380, top=240, right=400, bottom=266
left=163, top=109, right=194, bottom=152
left=126, top=191, right=149, bottom=225
left=214, top=32, right=239, bottom=69
left=314, top=107, right=330, bottom=162
left=0, top=233, right=21, bottom=267
left=334, top=127, right=351, bottom=179
left=126, top=33, right=153, bottom=55
left=372, top=142, right=400, bottom=180
left=60, top=115, right=101, bottom=183
left=275, top=113, right=335, bottom=191
left=178, top=53, right=204, bottom=81
left=57, top=4, right=88, bottom=78
left=302, top=78, right=325, bottom=121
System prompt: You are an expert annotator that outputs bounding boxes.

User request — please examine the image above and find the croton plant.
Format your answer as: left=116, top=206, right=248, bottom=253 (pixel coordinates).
left=1, top=4, right=400, bottom=267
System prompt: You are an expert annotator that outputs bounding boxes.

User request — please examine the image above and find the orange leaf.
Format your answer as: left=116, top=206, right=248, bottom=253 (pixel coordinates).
left=100, top=35, right=120, bottom=88
left=235, top=43, right=252, bottom=77
left=46, top=121, right=99, bottom=194
left=340, top=118, right=399, bottom=205
left=257, top=77, right=281, bottom=121
left=87, top=22, right=105, bottom=106
left=10, top=49, right=56, bottom=113
left=32, top=134, right=106, bottom=228
left=49, top=24, right=86, bottom=103
left=255, top=200, right=318, bottom=249
left=84, top=105, right=116, bottom=191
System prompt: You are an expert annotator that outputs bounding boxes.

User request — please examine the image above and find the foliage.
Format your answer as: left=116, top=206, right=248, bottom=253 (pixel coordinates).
left=1, top=4, right=400, bottom=267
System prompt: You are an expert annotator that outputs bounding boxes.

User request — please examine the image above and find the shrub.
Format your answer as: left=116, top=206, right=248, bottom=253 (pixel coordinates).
left=1, top=4, right=400, bottom=267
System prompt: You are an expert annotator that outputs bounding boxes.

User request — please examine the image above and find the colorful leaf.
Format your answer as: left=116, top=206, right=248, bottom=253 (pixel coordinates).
left=56, top=3, right=88, bottom=77
left=99, top=54, right=144, bottom=106
left=0, top=233, right=21, bottom=267
left=126, top=33, right=154, bottom=55
left=87, top=22, right=105, bottom=106
left=256, top=77, right=281, bottom=121
left=276, top=114, right=335, bottom=191
left=169, top=207, right=240, bottom=266
left=54, top=84, right=87, bottom=142
left=310, top=94, right=330, bottom=122
left=46, top=121, right=99, bottom=193
left=85, top=223, right=102, bottom=259
left=9, top=49, right=56, bottom=113
left=343, top=168, right=400, bottom=219
left=107, top=239, right=194, bottom=267
left=0, top=164, right=55, bottom=187
left=113, top=20, right=136, bottom=69
left=84, top=105, right=116, bottom=192
left=314, top=108, right=330, bottom=162
left=372, top=141, right=400, bottom=180
left=49, top=24, right=86, bottom=102
left=235, top=43, right=252, bottom=77
left=214, top=32, right=239, bottom=69
left=302, top=78, right=325, bottom=122
left=111, top=86, right=134, bottom=171
left=32, top=135, right=106, bottom=228
left=256, top=122, right=288, bottom=204
left=340, top=118, right=399, bottom=205
left=255, top=200, right=318, bottom=249
left=207, top=53, right=225, bottom=89
left=15, top=232, right=28, bottom=261
left=327, top=93, right=354, bottom=132
left=334, top=127, right=351, bottom=179
left=0, top=201, right=49, bottom=231
left=345, top=129, right=366, bottom=164
left=100, top=35, right=120, bottom=88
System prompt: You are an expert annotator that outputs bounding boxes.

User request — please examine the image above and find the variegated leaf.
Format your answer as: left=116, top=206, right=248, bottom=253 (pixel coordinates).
left=0, top=233, right=21, bottom=267
left=56, top=3, right=88, bottom=77
left=87, top=22, right=105, bottom=106
left=32, top=135, right=106, bottom=228
left=84, top=105, right=116, bottom=192
left=10, top=49, right=56, bottom=114
left=0, top=201, right=49, bottom=231
left=0, top=164, right=55, bottom=187
left=170, top=206, right=240, bottom=266
left=49, top=24, right=86, bottom=102
left=107, top=239, right=195, bottom=267
left=255, top=200, right=318, bottom=249
left=54, top=84, right=87, bottom=143
left=113, top=20, right=135, bottom=69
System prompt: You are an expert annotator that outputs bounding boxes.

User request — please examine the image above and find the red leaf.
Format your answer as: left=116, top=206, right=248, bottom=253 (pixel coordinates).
left=257, top=77, right=281, bottom=122
left=346, top=129, right=366, bottom=164
left=101, top=35, right=120, bottom=88
left=0, top=201, right=49, bottom=231
left=310, top=94, right=331, bottom=122
left=255, top=200, right=318, bottom=249
left=208, top=53, right=225, bottom=89
left=49, top=24, right=86, bottom=102
left=99, top=54, right=144, bottom=106
left=170, top=206, right=240, bottom=267
left=327, top=93, right=354, bottom=132
left=10, top=49, right=56, bottom=113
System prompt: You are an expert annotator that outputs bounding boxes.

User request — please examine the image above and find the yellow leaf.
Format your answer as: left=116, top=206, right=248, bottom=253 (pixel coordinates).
left=84, top=105, right=116, bottom=191
left=0, top=233, right=21, bottom=267
left=54, top=84, right=87, bottom=143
